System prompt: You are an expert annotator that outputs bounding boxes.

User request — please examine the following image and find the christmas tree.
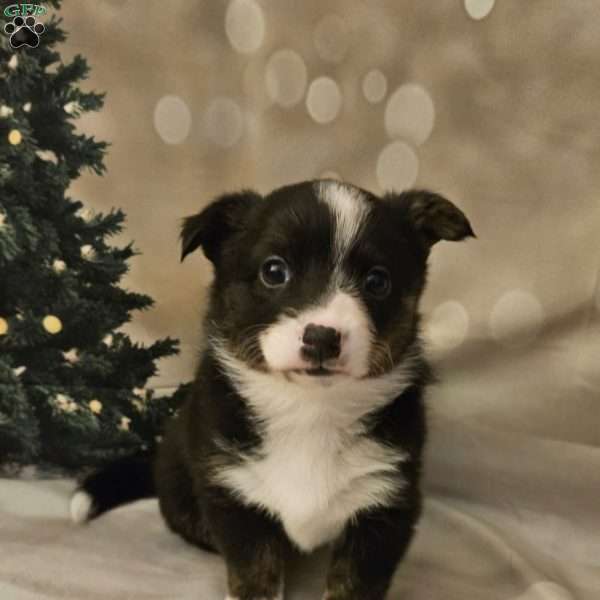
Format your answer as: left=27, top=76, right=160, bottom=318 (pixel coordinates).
left=0, top=1, right=186, bottom=474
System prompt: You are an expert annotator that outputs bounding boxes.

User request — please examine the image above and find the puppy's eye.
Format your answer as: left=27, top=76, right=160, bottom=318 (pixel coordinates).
left=364, top=266, right=391, bottom=299
left=260, top=256, right=291, bottom=288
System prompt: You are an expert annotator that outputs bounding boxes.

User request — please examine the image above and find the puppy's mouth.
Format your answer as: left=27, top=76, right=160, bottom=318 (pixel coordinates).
left=285, top=366, right=349, bottom=379
left=301, top=367, right=335, bottom=377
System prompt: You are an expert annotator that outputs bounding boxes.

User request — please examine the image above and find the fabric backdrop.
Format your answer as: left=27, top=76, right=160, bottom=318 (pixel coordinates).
left=1, top=1, right=599, bottom=598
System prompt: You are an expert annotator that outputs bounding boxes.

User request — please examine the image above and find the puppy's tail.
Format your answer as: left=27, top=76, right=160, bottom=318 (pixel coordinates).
left=70, top=453, right=155, bottom=524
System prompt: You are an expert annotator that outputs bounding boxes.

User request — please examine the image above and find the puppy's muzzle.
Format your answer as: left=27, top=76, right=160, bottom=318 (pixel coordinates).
left=301, top=324, right=341, bottom=366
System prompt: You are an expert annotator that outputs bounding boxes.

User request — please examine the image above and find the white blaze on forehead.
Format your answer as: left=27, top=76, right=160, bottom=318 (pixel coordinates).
left=315, top=180, right=371, bottom=263
left=259, top=291, right=373, bottom=377
left=258, top=182, right=375, bottom=378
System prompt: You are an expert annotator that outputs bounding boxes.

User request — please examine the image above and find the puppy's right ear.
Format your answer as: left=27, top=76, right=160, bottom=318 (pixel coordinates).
left=180, top=190, right=261, bottom=263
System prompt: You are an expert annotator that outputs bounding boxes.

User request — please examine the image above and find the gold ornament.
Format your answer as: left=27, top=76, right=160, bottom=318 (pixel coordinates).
left=36, top=149, right=58, bottom=163
left=89, top=399, right=102, bottom=414
left=80, top=244, right=95, bottom=259
left=132, top=399, right=145, bottom=412
left=8, top=129, right=22, bottom=145
left=52, top=259, right=66, bottom=273
left=63, top=348, right=79, bottom=363
left=77, top=207, right=94, bottom=221
left=119, top=416, right=132, bottom=431
left=42, top=315, right=62, bottom=334
left=0, top=317, right=8, bottom=335
left=55, top=393, right=69, bottom=406
left=55, top=393, right=77, bottom=413
left=64, top=101, right=80, bottom=115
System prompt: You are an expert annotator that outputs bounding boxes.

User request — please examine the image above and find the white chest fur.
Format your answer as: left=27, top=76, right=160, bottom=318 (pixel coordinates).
left=211, top=346, right=414, bottom=552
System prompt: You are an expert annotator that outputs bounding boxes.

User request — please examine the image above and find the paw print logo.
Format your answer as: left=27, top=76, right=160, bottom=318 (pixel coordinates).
left=4, top=16, right=45, bottom=49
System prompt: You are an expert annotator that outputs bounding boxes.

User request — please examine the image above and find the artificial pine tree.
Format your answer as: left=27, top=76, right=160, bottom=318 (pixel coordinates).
left=0, top=1, right=186, bottom=474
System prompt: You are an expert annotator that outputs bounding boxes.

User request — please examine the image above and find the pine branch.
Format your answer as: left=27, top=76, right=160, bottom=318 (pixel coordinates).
left=0, top=0, right=187, bottom=474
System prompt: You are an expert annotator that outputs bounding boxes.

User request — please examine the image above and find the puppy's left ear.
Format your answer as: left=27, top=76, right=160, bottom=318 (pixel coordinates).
left=180, top=190, right=262, bottom=263
left=389, top=190, right=475, bottom=249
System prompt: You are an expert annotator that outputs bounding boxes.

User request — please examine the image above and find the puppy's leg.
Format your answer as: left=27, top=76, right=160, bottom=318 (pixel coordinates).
left=323, top=504, right=420, bottom=600
left=155, top=434, right=218, bottom=552
left=206, top=494, right=286, bottom=600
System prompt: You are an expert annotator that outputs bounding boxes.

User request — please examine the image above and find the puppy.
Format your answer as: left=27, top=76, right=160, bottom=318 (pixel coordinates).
left=71, top=180, right=474, bottom=600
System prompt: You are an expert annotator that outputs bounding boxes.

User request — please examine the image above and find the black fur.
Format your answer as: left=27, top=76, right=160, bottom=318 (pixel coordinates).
left=75, top=180, right=473, bottom=600
left=76, top=453, right=155, bottom=520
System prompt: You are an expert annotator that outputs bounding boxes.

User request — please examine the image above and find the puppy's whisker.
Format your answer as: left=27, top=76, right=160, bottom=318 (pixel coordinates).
left=236, top=335, right=265, bottom=366
left=382, top=341, right=394, bottom=370
left=369, top=340, right=395, bottom=376
left=238, top=323, right=270, bottom=336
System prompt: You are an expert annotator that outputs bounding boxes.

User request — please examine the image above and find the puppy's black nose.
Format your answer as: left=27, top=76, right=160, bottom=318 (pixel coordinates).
left=301, top=324, right=341, bottom=364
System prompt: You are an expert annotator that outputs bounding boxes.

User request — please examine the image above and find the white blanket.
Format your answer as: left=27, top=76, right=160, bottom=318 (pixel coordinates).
left=2, top=411, right=598, bottom=600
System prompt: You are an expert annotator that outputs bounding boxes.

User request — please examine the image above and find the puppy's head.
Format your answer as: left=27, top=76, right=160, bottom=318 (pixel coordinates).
left=181, top=180, right=473, bottom=383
